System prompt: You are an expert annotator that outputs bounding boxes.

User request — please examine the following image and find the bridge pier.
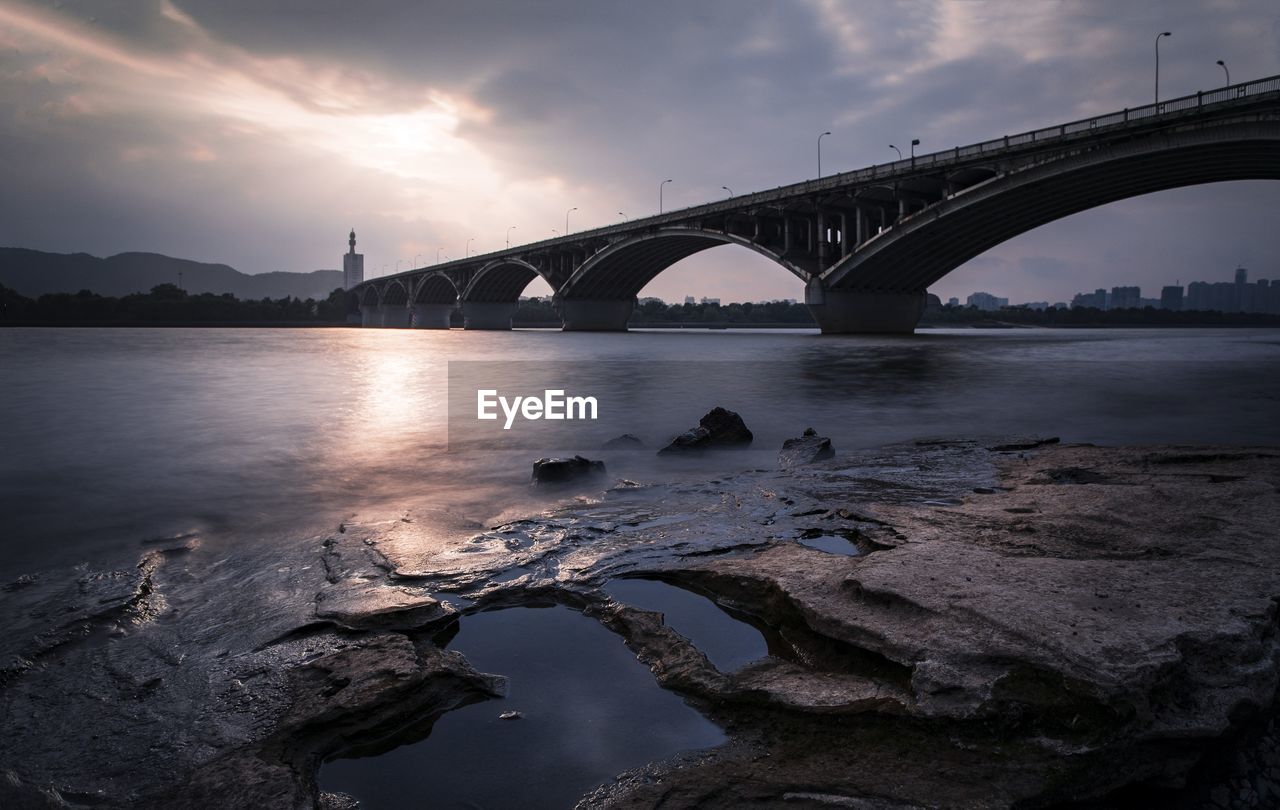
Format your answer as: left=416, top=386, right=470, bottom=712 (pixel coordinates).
left=463, top=301, right=518, bottom=330
left=380, top=304, right=411, bottom=328
left=558, top=298, right=634, bottom=331
left=359, top=305, right=380, bottom=327
left=411, top=303, right=453, bottom=329
left=805, top=281, right=924, bottom=334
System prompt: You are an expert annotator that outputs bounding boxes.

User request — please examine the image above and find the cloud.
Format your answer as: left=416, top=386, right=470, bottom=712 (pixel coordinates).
left=0, top=0, right=1277, bottom=305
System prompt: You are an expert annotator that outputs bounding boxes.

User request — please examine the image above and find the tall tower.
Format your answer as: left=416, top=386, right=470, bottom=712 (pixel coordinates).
left=343, top=228, right=364, bottom=290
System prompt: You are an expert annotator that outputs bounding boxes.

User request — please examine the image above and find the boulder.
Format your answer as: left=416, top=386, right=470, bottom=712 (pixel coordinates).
left=659, top=407, right=753, bottom=454
left=602, top=434, right=645, bottom=450
left=779, top=428, right=834, bottom=467
left=531, top=455, right=607, bottom=485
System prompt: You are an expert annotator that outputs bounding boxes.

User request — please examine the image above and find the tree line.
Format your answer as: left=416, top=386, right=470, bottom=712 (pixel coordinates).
left=0, top=283, right=350, bottom=323
left=514, top=296, right=817, bottom=325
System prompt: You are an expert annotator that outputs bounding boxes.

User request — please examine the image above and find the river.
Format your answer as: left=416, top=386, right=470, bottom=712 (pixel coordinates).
left=2, top=326, right=1278, bottom=579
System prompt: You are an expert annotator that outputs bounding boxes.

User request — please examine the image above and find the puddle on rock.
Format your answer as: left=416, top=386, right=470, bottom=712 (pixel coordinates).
left=604, top=578, right=770, bottom=672
left=796, top=534, right=862, bottom=556
left=320, top=605, right=724, bottom=809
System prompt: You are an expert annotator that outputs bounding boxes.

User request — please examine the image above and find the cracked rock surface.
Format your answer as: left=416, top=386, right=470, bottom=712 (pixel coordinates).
left=1, top=441, right=1277, bottom=809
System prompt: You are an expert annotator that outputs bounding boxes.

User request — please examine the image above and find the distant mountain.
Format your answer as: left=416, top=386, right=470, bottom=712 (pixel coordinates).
left=0, top=248, right=343, bottom=300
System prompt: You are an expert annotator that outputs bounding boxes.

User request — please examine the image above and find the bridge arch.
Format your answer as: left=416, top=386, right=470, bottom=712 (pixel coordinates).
left=554, top=228, right=808, bottom=330
left=460, top=258, right=554, bottom=303
left=455, top=258, right=553, bottom=330
left=821, top=121, right=1280, bottom=295
left=413, top=272, right=459, bottom=305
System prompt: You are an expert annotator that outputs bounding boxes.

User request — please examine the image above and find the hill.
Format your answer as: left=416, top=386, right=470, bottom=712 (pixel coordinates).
left=0, top=248, right=343, bottom=300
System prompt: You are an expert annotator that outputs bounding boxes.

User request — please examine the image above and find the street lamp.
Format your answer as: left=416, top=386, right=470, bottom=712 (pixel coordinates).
left=910, top=138, right=920, bottom=164
left=618, top=211, right=626, bottom=220
left=1217, top=59, right=1230, bottom=87
left=413, top=253, right=420, bottom=269
left=722, top=185, right=733, bottom=197
left=660, top=179, right=672, bottom=213
left=889, top=144, right=902, bottom=160
left=435, top=248, right=442, bottom=265
left=1155, top=31, right=1172, bottom=104
left=396, top=259, right=403, bottom=272
left=566, top=206, right=577, bottom=235
left=466, top=238, right=474, bottom=257
left=506, top=226, right=516, bottom=249
left=817, top=131, right=831, bottom=178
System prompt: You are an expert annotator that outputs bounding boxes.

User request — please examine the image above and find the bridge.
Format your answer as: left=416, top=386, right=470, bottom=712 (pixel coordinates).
left=351, top=75, right=1280, bottom=333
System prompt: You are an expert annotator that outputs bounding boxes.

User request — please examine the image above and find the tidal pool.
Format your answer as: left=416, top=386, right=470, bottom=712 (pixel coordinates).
left=604, top=578, right=770, bottom=672
left=320, top=605, right=725, bottom=809
left=796, top=534, right=863, bottom=556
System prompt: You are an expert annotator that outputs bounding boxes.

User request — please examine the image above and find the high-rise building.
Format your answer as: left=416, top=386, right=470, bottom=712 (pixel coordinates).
left=966, top=291, right=1008, bottom=311
left=1160, top=285, right=1183, bottom=311
left=343, top=229, right=364, bottom=290
left=1110, top=286, right=1141, bottom=310
left=1235, top=266, right=1249, bottom=312
left=1071, top=289, right=1107, bottom=309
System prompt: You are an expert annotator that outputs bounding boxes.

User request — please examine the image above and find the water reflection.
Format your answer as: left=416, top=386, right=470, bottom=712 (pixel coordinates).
left=320, top=606, right=725, bottom=809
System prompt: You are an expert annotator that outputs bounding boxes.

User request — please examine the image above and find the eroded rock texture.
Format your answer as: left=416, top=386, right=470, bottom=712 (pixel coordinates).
left=1, top=441, right=1277, bottom=809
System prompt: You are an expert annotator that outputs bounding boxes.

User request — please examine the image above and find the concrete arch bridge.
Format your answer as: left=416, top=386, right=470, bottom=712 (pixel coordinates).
left=351, top=75, right=1280, bottom=333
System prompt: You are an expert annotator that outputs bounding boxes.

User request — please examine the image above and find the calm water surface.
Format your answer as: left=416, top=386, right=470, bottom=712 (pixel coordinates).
left=2, top=326, right=1278, bottom=576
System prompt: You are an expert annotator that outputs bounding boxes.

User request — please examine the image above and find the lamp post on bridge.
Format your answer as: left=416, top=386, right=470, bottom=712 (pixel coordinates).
left=413, top=254, right=420, bottom=269
left=435, top=248, right=442, bottom=265
left=618, top=211, right=626, bottom=221
left=659, top=179, right=672, bottom=214
left=910, top=138, right=920, bottom=167
left=817, top=131, right=831, bottom=178
left=889, top=144, right=902, bottom=160
left=1217, top=59, right=1230, bottom=87
left=506, top=226, right=516, bottom=249
left=722, top=186, right=733, bottom=198
left=396, top=259, right=402, bottom=272
left=1155, top=31, right=1172, bottom=104
left=466, top=238, right=474, bottom=257
left=566, top=207, right=577, bottom=235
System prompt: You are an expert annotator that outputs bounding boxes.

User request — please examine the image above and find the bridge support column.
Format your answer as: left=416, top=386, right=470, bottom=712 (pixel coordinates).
left=805, top=281, right=924, bottom=334
left=380, top=304, right=411, bottom=328
left=359, top=305, right=379, bottom=327
left=411, top=303, right=453, bottom=329
left=463, top=301, right=518, bottom=330
left=558, top=298, right=634, bottom=331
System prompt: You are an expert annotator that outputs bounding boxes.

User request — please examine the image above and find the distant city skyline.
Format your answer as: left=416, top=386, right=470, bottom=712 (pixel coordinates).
left=1, top=1, right=1278, bottom=305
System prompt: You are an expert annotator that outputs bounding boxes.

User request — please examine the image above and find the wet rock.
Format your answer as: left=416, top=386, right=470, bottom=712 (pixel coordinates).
left=499, top=710, right=524, bottom=720
left=532, top=455, right=607, bottom=485
left=659, top=407, right=753, bottom=454
left=779, top=428, right=835, bottom=467
left=602, top=434, right=645, bottom=450
left=987, top=436, right=1060, bottom=451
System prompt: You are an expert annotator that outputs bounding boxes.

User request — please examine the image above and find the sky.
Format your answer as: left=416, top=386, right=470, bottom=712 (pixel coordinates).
left=0, top=0, right=1277, bottom=305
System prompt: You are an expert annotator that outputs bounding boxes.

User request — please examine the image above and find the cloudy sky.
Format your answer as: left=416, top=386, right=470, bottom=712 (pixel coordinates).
left=1, top=0, right=1277, bottom=304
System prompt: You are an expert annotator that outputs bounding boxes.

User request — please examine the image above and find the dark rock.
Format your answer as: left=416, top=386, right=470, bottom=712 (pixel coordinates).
left=1029, top=466, right=1112, bottom=485
left=779, top=428, right=835, bottom=467
left=531, top=455, right=606, bottom=485
left=659, top=407, right=753, bottom=454
left=987, top=436, right=1060, bottom=452
left=602, top=434, right=645, bottom=450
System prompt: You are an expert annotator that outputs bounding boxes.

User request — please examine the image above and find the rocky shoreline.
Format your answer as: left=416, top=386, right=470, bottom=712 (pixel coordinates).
left=2, top=439, right=1278, bottom=809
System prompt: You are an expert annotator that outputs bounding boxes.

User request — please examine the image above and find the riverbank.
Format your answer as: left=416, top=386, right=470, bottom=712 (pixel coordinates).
left=1, top=438, right=1277, bottom=808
